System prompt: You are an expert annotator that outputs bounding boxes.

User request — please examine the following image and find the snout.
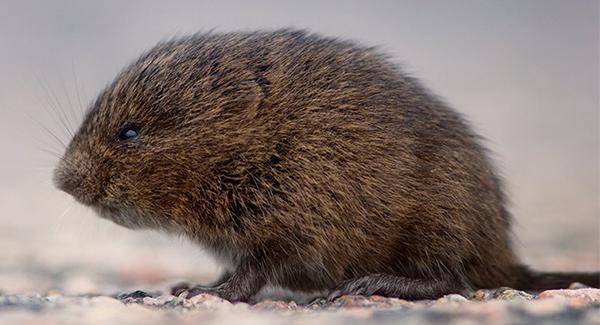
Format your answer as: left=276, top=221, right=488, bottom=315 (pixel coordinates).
left=53, top=159, right=100, bottom=206
left=53, top=161, right=80, bottom=196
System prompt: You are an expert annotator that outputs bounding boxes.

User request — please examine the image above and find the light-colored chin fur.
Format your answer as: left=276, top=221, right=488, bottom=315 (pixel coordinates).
left=91, top=205, right=144, bottom=229
left=91, top=204, right=177, bottom=232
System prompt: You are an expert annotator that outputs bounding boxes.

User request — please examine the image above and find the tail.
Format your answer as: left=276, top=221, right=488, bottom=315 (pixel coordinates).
left=513, top=264, right=600, bottom=291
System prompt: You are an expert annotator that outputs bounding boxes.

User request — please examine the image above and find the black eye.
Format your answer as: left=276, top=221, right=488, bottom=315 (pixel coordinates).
left=118, top=123, right=140, bottom=142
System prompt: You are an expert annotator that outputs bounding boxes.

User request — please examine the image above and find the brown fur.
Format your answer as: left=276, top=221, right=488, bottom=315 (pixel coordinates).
left=53, top=29, right=599, bottom=302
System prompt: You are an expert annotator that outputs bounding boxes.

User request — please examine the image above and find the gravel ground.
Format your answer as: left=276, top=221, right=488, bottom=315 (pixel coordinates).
left=1, top=286, right=599, bottom=324
left=0, top=221, right=597, bottom=325
left=1, top=248, right=599, bottom=325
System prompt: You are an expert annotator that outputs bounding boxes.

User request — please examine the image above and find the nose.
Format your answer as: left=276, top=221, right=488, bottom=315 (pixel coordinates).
left=53, top=157, right=104, bottom=206
left=53, top=161, right=82, bottom=197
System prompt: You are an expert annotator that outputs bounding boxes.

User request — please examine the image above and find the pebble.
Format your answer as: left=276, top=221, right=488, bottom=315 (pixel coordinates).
left=142, top=297, right=161, bottom=306
left=569, top=282, right=590, bottom=289
left=471, top=287, right=535, bottom=301
left=188, top=293, right=231, bottom=308
left=434, top=293, right=468, bottom=306
left=538, top=288, right=600, bottom=305
left=116, top=290, right=156, bottom=300
left=252, top=299, right=296, bottom=310
left=492, top=287, right=534, bottom=301
left=472, top=289, right=494, bottom=301
left=329, top=295, right=373, bottom=308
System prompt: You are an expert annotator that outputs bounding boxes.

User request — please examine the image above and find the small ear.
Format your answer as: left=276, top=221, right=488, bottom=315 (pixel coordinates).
left=209, top=63, right=270, bottom=119
left=246, top=62, right=272, bottom=118
left=240, top=75, right=268, bottom=119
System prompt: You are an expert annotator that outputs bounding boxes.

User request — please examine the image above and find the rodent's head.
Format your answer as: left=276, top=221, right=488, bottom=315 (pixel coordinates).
left=53, top=34, right=271, bottom=232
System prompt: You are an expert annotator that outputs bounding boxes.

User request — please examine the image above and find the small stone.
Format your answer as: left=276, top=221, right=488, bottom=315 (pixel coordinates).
left=162, top=295, right=186, bottom=308
left=188, top=293, right=230, bottom=308
left=252, top=300, right=295, bottom=310
left=538, top=288, right=600, bottom=305
left=116, top=290, right=158, bottom=300
left=120, top=297, right=137, bottom=304
left=569, top=282, right=590, bottom=289
left=438, top=294, right=468, bottom=303
left=45, top=294, right=64, bottom=304
left=156, top=294, right=176, bottom=304
left=114, top=290, right=162, bottom=306
left=369, top=295, right=389, bottom=303
left=366, top=295, right=415, bottom=309
left=472, top=289, right=494, bottom=301
left=431, top=294, right=469, bottom=311
left=118, top=291, right=159, bottom=305
left=492, top=287, right=534, bottom=301
left=141, top=297, right=160, bottom=306
left=330, top=295, right=372, bottom=308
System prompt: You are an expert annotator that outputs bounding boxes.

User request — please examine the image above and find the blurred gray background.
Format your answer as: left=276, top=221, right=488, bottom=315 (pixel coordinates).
left=0, top=0, right=597, bottom=294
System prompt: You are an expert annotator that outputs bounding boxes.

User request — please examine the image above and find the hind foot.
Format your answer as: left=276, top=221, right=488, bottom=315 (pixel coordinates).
left=328, top=273, right=465, bottom=301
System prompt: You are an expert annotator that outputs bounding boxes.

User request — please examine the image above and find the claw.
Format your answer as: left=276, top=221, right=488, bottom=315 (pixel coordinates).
left=327, top=289, right=343, bottom=302
left=170, top=282, right=191, bottom=296
left=185, top=285, right=216, bottom=299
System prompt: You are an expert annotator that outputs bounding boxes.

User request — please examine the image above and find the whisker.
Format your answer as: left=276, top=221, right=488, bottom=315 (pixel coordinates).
left=70, top=62, right=88, bottom=123
left=35, top=76, right=75, bottom=139
left=27, top=113, right=68, bottom=151
left=39, top=148, right=62, bottom=159
left=52, top=198, right=75, bottom=236
left=58, top=72, right=80, bottom=131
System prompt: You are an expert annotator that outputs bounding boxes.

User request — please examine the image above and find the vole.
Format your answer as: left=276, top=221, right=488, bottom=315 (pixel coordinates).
left=53, top=29, right=599, bottom=302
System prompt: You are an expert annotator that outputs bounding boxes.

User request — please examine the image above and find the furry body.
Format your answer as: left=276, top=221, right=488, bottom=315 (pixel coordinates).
left=54, top=30, right=599, bottom=302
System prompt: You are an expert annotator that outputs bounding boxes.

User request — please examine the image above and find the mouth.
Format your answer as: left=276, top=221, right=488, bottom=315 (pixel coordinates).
left=91, top=203, right=175, bottom=232
left=92, top=204, right=145, bottom=230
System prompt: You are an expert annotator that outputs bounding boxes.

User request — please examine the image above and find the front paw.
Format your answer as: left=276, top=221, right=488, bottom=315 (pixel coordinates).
left=184, top=284, right=247, bottom=303
left=170, top=282, right=192, bottom=296
left=185, top=285, right=219, bottom=299
left=170, top=283, right=218, bottom=299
